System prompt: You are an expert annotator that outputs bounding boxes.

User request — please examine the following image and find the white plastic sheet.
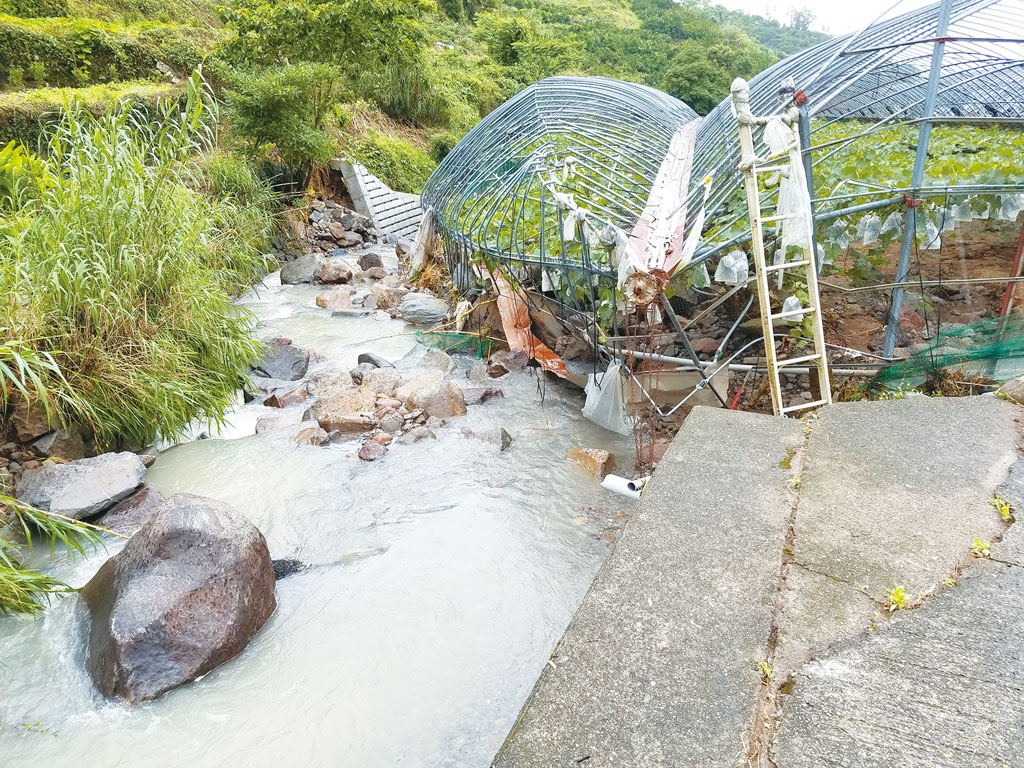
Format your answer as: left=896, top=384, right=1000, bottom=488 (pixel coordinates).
left=582, top=362, right=632, bottom=436
left=762, top=115, right=813, bottom=257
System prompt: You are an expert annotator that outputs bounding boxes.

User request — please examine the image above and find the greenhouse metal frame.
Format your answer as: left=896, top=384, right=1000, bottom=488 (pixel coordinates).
left=421, top=0, right=1024, bottom=377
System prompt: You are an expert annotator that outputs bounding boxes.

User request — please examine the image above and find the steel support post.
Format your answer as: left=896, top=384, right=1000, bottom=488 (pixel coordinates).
left=883, top=0, right=953, bottom=356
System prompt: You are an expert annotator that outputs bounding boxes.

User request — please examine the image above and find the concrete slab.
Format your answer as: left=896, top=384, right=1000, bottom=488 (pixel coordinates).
left=774, top=562, right=1024, bottom=768
left=492, top=407, right=803, bottom=768
left=793, top=396, right=1018, bottom=603
left=773, top=564, right=878, bottom=681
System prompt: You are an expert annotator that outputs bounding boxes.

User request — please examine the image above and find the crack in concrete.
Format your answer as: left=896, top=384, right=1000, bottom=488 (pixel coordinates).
left=745, top=424, right=811, bottom=768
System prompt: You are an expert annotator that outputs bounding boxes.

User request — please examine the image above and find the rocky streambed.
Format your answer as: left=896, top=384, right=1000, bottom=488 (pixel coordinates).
left=0, top=244, right=633, bottom=767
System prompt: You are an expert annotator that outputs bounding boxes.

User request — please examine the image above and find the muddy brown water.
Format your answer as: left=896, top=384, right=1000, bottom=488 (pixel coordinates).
left=0, top=266, right=633, bottom=767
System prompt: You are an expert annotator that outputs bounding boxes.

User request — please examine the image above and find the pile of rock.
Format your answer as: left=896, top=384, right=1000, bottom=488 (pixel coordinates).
left=247, top=344, right=506, bottom=461
left=273, top=198, right=377, bottom=260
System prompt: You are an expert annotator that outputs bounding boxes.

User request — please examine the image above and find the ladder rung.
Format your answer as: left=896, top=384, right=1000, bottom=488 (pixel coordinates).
left=764, top=259, right=810, bottom=273
left=770, top=306, right=817, bottom=321
left=782, top=398, right=829, bottom=414
left=760, top=214, right=795, bottom=223
left=756, top=164, right=787, bottom=173
left=777, top=353, right=822, bottom=367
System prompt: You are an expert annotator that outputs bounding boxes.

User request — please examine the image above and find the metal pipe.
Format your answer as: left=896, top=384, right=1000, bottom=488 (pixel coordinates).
left=883, top=0, right=954, bottom=357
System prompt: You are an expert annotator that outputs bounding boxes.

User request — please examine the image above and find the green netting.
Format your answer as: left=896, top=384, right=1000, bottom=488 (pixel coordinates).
left=876, top=314, right=1024, bottom=385
left=415, top=331, right=494, bottom=359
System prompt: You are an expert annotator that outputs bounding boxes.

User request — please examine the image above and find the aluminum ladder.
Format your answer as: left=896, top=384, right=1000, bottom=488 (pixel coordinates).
left=731, top=78, right=831, bottom=417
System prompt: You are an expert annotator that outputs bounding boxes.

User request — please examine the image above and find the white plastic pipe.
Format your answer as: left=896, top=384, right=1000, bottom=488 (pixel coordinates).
left=601, top=474, right=650, bottom=500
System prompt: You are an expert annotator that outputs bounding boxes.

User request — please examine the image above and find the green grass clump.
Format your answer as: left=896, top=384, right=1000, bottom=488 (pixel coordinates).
left=0, top=78, right=182, bottom=145
left=341, top=128, right=436, bottom=194
left=1, top=494, right=101, bottom=615
left=0, top=73, right=274, bottom=448
left=0, top=0, right=68, bottom=16
left=0, top=13, right=219, bottom=89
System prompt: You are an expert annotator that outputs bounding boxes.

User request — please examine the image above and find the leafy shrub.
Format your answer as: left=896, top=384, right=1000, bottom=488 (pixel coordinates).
left=429, top=130, right=460, bottom=162
left=218, top=0, right=426, bottom=69
left=342, top=129, right=435, bottom=194
left=0, top=74, right=273, bottom=448
left=226, top=62, right=342, bottom=178
left=0, top=14, right=216, bottom=88
left=0, top=138, right=51, bottom=204
left=0, top=0, right=67, bottom=16
left=6, top=65, right=22, bottom=87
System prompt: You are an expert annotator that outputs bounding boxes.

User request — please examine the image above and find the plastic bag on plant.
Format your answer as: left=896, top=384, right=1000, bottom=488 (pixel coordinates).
left=879, top=210, right=902, bottom=239
left=922, top=219, right=941, bottom=251
left=951, top=200, right=973, bottom=223
left=998, top=194, right=1024, bottom=221
left=582, top=362, right=633, bottom=436
left=826, top=220, right=849, bottom=250
left=714, top=249, right=749, bottom=286
left=859, top=213, right=882, bottom=245
left=941, top=208, right=957, bottom=232
left=781, top=295, right=804, bottom=322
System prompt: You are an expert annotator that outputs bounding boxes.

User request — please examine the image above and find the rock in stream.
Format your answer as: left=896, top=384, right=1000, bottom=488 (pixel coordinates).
left=81, top=493, right=277, bottom=703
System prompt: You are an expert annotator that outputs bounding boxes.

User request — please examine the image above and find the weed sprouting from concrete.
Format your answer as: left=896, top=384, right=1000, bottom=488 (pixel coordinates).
left=887, top=586, right=908, bottom=612
left=990, top=497, right=1013, bottom=523
left=970, top=538, right=991, bottom=558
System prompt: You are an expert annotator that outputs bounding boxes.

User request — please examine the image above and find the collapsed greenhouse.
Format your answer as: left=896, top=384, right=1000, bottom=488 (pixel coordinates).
left=418, top=0, right=1024, bottom=442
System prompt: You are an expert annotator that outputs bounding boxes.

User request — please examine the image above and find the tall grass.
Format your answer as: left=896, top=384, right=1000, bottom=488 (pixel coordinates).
left=1, top=495, right=101, bottom=616
left=0, top=71, right=275, bottom=448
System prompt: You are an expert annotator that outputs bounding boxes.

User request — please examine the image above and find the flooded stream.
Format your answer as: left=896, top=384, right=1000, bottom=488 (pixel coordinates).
left=0, top=259, right=633, bottom=767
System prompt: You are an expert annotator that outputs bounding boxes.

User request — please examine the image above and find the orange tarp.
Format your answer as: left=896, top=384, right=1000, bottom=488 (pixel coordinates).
left=488, top=269, right=572, bottom=380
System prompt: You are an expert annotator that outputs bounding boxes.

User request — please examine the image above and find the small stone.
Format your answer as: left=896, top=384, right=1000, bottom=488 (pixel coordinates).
left=358, top=442, right=388, bottom=461
left=32, top=426, right=87, bottom=461
left=357, top=352, right=394, bottom=369
left=264, top=386, right=308, bottom=408
left=500, top=429, right=513, bottom=452
left=370, top=432, right=393, bottom=446
left=319, top=259, right=354, bottom=284
left=316, top=286, right=355, bottom=310
left=567, top=447, right=613, bottom=479
left=399, top=294, right=449, bottom=326
left=358, top=252, right=383, bottom=271
left=350, top=362, right=375, bottom=385
left=254, top=339, right=309, bottom=381
left=690, top=337, right=721, bottom=355
left=366, top=266, right=387, bottom=280
left=396, top=426, right=435, bottom=444
left=426, top=416, right=445, bottom=430
left=20, top=459, right=41, bottom=471
left=378, top=412, right=405, bottom=434
left=293, top=422, right=330, bottom=446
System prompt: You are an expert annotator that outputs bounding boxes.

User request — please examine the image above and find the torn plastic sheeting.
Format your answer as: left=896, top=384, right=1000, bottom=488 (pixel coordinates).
left=619, top=119, right=701, bottom=287
left=763, top=115, right=812, bottom=257
left=487, top=269, right=572, bottom=380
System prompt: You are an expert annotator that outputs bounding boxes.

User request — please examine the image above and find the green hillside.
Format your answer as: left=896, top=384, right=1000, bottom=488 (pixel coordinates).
left=0, top=0, right=828, bottom=187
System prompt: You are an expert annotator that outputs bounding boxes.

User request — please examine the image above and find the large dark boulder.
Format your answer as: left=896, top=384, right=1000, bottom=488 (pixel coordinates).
left=81, top=494, right=277, bottom=703
left=254, top=339, right=309, bottom=381
left=16, top=452, right=146, bottom=519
